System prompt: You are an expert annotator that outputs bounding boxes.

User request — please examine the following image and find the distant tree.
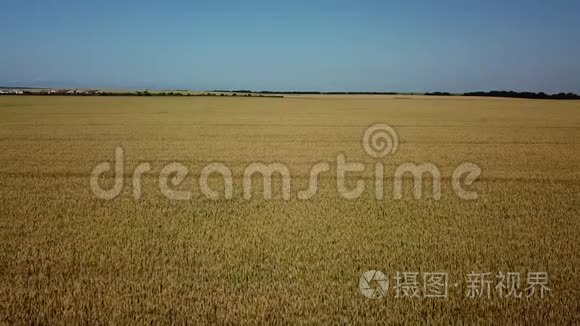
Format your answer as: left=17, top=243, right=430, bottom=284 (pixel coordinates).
left=425, top=92, right=452, bottom=96
left=463, top=90, right=580, bottom=100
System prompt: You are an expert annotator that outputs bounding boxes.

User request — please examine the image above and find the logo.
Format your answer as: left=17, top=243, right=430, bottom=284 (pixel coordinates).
left=362, top=124, right=399, bottom=158
left=359, top=270, right=389, bottom=299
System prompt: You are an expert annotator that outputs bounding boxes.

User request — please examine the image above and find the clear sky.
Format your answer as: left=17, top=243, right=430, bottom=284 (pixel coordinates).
left=1, top=0, right=579, bottom=93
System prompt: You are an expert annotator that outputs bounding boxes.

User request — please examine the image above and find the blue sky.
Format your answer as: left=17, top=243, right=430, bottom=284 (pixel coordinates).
left=1, top=0, right=579, bottom=92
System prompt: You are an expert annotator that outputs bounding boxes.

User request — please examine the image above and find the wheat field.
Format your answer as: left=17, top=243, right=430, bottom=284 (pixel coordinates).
left=0, top=95, right=578, bottom=323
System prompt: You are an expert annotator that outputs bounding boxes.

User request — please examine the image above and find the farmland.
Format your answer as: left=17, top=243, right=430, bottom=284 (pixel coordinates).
left=0, top=95, right=579, bottom=323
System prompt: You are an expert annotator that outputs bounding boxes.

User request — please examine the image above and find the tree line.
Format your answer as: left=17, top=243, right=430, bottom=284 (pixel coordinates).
left=2, top=89, right=579, bottom=99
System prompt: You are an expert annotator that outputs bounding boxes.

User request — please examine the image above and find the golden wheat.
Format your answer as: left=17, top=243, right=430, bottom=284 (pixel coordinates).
left=0, top=95, right=578, bottom=323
